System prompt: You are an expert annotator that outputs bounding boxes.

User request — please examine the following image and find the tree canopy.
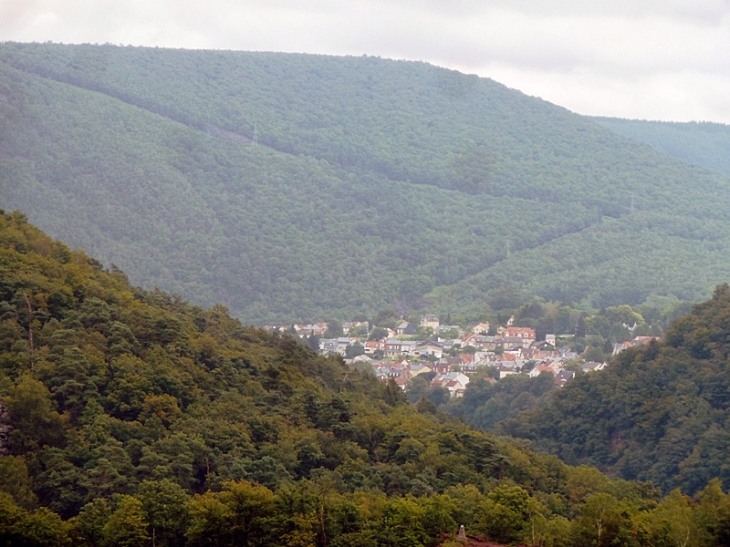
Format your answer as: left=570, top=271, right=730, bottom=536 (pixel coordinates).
left=2, top=43, right=730, bottom=322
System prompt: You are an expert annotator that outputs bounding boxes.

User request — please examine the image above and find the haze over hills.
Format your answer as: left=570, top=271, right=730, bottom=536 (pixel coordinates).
left=594, top=118, right=730, bottom=178
left=2, top=42, right=730, bottom=322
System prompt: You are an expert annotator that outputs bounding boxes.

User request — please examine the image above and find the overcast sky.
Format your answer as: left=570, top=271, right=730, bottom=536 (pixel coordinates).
left=3, top=0, right=730, bottom=123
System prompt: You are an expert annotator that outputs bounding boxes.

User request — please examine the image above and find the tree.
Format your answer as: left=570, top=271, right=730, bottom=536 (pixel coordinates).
left=426, top=386, right=450, bottom=407
left=137, top=479, right=189, bottom=547
left=325, top=321, right=343, bottom=338
left=571, top=493, right=637, bottom=547
left=6, top=374, right=66, bottom=453
left=655, top=489, right=697, bottom=547
left=307, top=334, right=321, bottom=352
left=474, top=485, right=530, bottom=544
left=186, top=492, right=231, bottom=547
left=575, top=315, right=587, bottom=338
left=583, top=346, right=606, bottom=363
left=219, top=480, right=275, bottom=547
left=368, top=327, right=389, bottom=341
left=74, top=498, right=112, bottom=547
left=345, top=343, right=365, bottom=359
left=0, top=455, right=37, bottom=509
left=102, top=495, right=149, bottom=547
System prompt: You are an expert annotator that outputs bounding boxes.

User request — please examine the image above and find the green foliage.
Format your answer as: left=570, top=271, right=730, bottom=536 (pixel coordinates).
left=6, top=374, right=66, bottom=453
left=4, top=206, right=730, bottom=546
left=594, top=118, right=730, bottom=178
left=451, top=372, right=555, bottom=430
left=1, top=43, right=730, bottom=322
left=500, top=284, right=730, bottom=495
left=102, top=495, right=148, bottom=547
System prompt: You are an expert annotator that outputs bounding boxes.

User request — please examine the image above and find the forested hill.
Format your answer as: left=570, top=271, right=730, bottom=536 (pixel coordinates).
left=500, top=284, right=730, bottom=495
left=0, top=211, right=683, bottom=546
left=3, top=43, right=730, bottom=322
left=594, top=118, right=730, bottom=178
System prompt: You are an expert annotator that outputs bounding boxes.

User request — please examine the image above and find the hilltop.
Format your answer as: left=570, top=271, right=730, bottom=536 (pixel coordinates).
left=2, top=43, right=730, bottom=323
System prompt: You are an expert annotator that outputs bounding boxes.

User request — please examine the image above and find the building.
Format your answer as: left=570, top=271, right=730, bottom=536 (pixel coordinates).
left=420, top=314, right=440, bottom=330
left=396, top=322, right=417, bottom=335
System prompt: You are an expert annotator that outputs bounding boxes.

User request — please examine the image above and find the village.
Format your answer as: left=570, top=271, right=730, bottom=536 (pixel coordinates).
left=266, top=314, right=659, bottom=399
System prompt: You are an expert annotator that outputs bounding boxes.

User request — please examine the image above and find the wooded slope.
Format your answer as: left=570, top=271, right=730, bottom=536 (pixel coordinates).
left=594, top=117, right=730, bottom=177
left=500, top=284, right=730, bottom=495
left=2, top=43, right=730, bottom=321
left=0, top=211, right=684, bottom=547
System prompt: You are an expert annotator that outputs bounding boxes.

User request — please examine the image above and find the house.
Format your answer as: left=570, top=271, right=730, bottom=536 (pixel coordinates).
left=581, top=361, right=607, bottom=373
left=632, top=336, right=659, bottom=345
left=460, top=333, right=477, bottom=347
left=393, top=357, right=410, bottom=370
left=471, top=322, right=491, bottom=335
left=416, top=339, right=444, bottom=359
left=501, top=336, right=525, bottom=350
left=558, top=348, right=578, bottom=359
left=473, top=351, right=493, bottom=363
left=409, top=362, right=434, bottom=378
left=437, top=338, right=462, bottom=351
left=396, top=322, right=417, bottom=335
left=420, top=314, right=440, bottom=330
left=385, top=338, right=402, bottom=356
left=364, top=340, right=385, bottom=354
left=431, top=372, right=470, bottom=398
left=611, top=336, right=659, bottom=355
left=529, top=363, right=558, bottom=378
left=342, top=320, right=368, bottom=334
left=394, top=376, right=409, bottom=390
left=497, top=365, right=518, bottom=380
left=294, top=322, right=329, bottom=337
left=503, top=326, right=536, bottom=344
left=373, top=361, right=409, bottom=381
left=462, top=335, right=501, bottom=350
left=401, top=340, right=418, bottom=355
left=336, top=337, right=356, bottom=355
left=435, top=324, right=464, bottom=337
left=554, top=370, right=575, bottom=387
left=318, top=338, right=338, bottom=355
left=479, top=336, right=501, bottom=350
left=545, top=334, right=556, bottom=347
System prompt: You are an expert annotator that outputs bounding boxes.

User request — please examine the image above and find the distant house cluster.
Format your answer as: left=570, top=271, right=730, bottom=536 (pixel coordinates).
left=264, top=314, right=660, bottom=399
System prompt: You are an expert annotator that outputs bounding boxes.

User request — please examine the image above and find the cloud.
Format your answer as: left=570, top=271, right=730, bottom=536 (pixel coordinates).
left=2, top=0, right=730, bottom=122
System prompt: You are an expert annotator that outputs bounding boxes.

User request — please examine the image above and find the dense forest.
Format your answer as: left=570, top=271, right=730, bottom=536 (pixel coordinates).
left=594, top=118, right=730, bottom=178
left=6, top=212, right=730, bottom=546
left=2, top=43, right=730, bottom=322
left=491, top=284, right=730, bottom=496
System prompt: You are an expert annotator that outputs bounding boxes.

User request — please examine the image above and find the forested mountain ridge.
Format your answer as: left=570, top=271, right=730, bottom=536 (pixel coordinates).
left=0, top=211, right=695, bottom=547
left=594, top=117, right=730, bottom=178
left=499, top=284, right=730, bottom=495
left=2, top=42, right=730, bottom=322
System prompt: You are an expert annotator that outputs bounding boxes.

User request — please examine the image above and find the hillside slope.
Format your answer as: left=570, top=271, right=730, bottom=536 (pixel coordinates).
left=2, top=43, right=730, bottom=321
left=500, top=284, right=730, bottom=494
left=0, top=211, right=679, bottom=547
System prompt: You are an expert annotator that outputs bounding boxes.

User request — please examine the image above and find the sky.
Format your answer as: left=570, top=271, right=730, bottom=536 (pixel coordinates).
left=2, top=0, right=730, bottom=123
